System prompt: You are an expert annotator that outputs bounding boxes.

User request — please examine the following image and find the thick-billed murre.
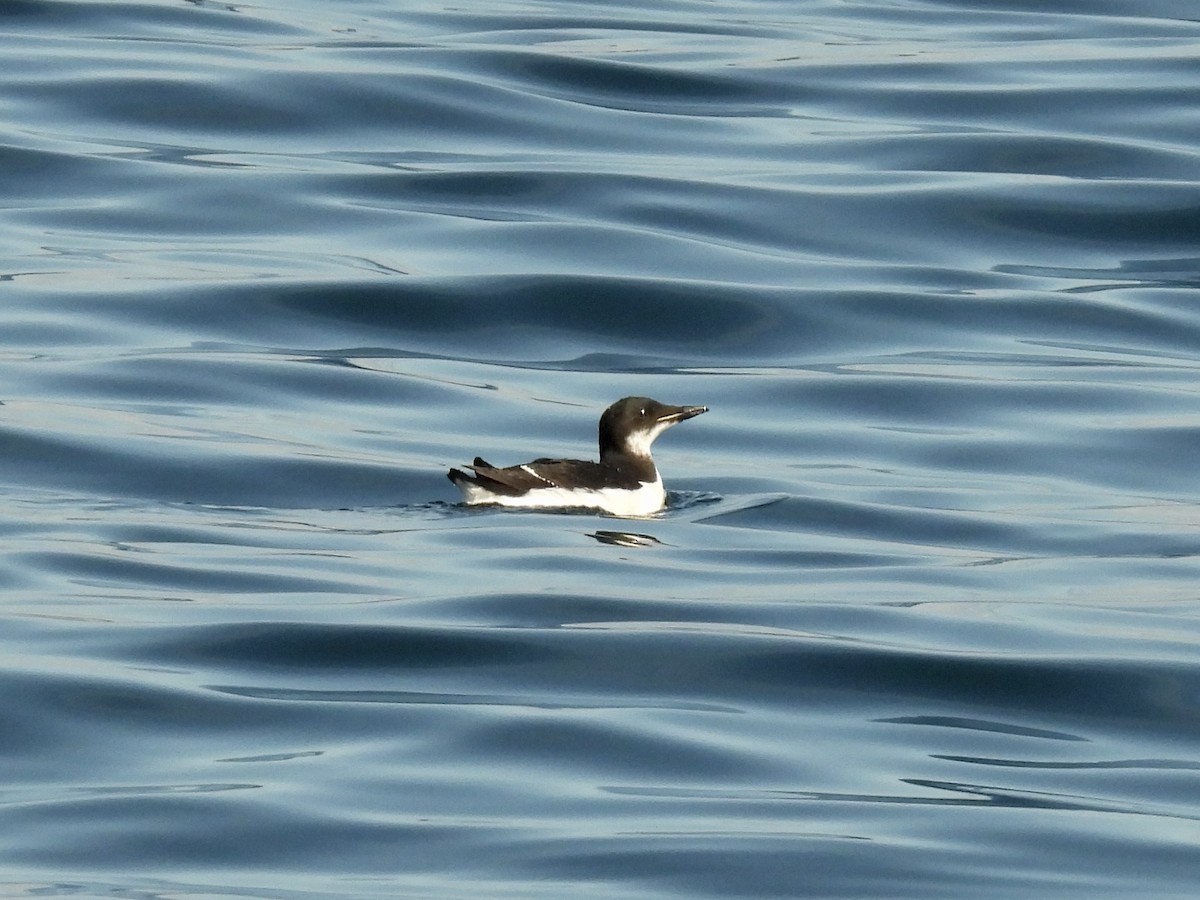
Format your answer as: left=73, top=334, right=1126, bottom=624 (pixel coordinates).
left=447, top=396, right=708, bottom=517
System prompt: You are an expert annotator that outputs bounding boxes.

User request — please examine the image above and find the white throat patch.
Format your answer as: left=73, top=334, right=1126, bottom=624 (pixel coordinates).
left=622, top=418, right=675, bottom=457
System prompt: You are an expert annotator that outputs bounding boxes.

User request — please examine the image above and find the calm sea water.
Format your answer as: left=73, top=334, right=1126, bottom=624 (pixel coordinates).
left=4, top=1, right=1200, bottom=897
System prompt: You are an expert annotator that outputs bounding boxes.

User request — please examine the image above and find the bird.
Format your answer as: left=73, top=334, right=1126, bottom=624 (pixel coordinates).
left=447, top=396, right=708, bottom=516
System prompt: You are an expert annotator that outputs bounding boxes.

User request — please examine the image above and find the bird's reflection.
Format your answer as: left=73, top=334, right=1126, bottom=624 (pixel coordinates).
left=590, top=530, right=663, bottom=548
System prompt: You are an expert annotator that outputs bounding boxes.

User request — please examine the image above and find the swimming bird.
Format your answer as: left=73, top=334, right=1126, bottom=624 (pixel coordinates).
left=447, top=396, right=708, bottom=516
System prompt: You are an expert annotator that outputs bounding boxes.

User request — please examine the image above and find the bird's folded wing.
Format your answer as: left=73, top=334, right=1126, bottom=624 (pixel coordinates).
left=469, top=458, right=622, bottom=493
left=467, top=461, right=562, bottom=494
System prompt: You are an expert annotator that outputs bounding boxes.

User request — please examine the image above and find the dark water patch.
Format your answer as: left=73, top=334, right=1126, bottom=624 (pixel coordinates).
left=130, top=620, right=558, bottom=673
left=733, top=644, right=1200, bottom=740
left=880, top=716, right=1088, bottom=742
left=252, top=277, right=808, bottom=361
left=5, top=792, right=478, bottom=873
left=698, top=495, right=1200, bottom=558
left=17, top=547, right=367, bottom=596
left=28, top=350, right=444, bottom=409
left=934, top=755, right=1200, bottom=771
left=0, top=667, right=303, bottom=780
left=22, top=270, right=1200, bottom=372
left=977, top=182, right=1200, bottom=250
left=0, top=144, right=147, bottom=203
left=911, top=0, right=1200, bottom=24
left=874, top=132, right=1200, bottom=181
left=0, top=422, right=427, bottom=507
left=477, top=51, right=783, bottom=113
left=1002, top=257, right=1200, bottom=291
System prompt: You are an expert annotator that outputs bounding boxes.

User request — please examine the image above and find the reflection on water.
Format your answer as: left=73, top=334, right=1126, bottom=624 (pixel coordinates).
left=590, top=530, right=663, bottom=548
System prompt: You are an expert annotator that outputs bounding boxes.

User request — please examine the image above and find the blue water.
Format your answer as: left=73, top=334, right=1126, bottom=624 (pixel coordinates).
left=4, top=1, right=1200, bottom=897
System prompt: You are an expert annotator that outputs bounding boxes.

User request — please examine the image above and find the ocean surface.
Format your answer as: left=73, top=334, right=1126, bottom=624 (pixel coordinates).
left=4, top=1, right=1200, bottom=897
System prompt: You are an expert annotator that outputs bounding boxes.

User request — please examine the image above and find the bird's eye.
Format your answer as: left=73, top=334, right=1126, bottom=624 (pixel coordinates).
left=639, top=408, right=645, bottom=416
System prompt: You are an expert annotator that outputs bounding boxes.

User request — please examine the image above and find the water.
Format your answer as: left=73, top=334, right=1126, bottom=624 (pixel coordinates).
left=4, top=1, right=1200, bottom=897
